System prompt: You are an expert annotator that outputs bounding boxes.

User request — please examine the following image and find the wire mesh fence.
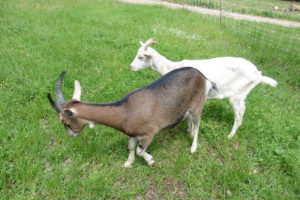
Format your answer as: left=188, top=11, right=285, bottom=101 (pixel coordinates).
left=185, top=0, right=300, bottom=21
left=164, top=0, right=300, bottom=56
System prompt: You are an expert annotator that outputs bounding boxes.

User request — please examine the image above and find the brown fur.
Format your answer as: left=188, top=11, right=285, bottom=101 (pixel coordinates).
left=63, top=68, right=206, bottom=140
left=49, top=67, right=207, bottom=166
left=291, top=2, right=300, bottom=11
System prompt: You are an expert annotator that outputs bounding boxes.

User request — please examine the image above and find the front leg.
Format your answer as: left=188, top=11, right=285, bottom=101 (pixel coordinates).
left=136, top=135, right=155, bottom=166
left=123, top=137, right=136, bottom=168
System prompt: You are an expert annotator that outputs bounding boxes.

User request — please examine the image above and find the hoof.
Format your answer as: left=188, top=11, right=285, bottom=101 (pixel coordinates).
left=123, top=161, right=133, bottom=168
left=147, top=159, right=155, bottom=167
left=190, top=148, right=196, bottom=154
left=227, top=134, right=234, bottom=139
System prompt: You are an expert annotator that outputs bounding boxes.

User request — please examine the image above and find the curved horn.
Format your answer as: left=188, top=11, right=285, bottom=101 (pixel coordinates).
left=47, top=93, right=62, bottom=113
left=56, top=71, right=67, bottom=106
left=143, top=38, right=158, bottom=50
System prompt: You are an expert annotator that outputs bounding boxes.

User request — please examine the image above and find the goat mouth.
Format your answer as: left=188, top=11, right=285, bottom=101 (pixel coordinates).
left=130, top=66, right=136, bottom=72
left=65, top=127, right=79, bottom=137
left=68, top=131, right=79, bottom=137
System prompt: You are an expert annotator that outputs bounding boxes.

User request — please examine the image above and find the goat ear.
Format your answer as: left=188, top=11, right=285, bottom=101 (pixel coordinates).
left=63, top=108, right=77, bottom=118
left=139, top=41, right=144, bottom=46
left=72, top=80, right=81, bottom=101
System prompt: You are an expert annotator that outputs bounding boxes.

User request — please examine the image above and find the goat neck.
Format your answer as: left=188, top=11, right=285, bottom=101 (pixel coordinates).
left=70, top=102, right=127, bottom=132
left=149, top=48, right=180, bottom=75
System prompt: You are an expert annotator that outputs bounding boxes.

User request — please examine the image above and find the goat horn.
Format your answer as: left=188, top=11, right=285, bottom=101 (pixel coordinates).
left=56, top=71, right=67, bottom=107
left=47, top=93, right=62, bottom=113
left=143, top=38, right=158, bottom=50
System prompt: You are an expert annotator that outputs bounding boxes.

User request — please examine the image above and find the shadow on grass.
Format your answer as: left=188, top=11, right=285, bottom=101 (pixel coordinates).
left=203, top=100, right=233, bottom=124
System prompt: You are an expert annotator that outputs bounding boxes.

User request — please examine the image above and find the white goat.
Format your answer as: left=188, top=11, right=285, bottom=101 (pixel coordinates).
left=130, top=38, right=278, bottom=138
left=48, top=68, right=207, bottom=167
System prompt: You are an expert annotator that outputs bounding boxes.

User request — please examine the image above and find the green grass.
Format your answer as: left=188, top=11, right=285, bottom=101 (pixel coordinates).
left=169, top=0, right=300, bottom=22
left=0, top=0, right=300, bottom=199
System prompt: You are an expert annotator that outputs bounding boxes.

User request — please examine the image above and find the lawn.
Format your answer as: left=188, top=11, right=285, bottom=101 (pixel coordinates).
left=168, top=0, right=300, bottom=21
left=0, top=0, right=299, bottom=199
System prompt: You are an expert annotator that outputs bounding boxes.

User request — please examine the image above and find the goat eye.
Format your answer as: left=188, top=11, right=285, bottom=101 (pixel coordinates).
left=138, top=56, right=143, bottom=60
left=64, top=123, right=70, bottom=129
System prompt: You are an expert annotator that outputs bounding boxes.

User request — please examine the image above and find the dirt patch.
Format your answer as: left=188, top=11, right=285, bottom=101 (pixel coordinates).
left=40, top=118, right=50, bottom=133
left=136, top=177, right=187, bottom=200
left=144, top=183, right=160, bottom=200
left=62, top=158, right=74, bottom=168
left=163, top=177, right=187, bottom=198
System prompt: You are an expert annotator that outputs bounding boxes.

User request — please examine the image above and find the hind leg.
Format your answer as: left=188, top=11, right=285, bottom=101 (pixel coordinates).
left=228, top=97, right=246, bottom=138
left=227, top=80, right=261, bottom=138
left=189, top=93, right=205, bottom=153
left=187, top=114, right=194, bottom=138
left=190, top=117, right=200, bottom=154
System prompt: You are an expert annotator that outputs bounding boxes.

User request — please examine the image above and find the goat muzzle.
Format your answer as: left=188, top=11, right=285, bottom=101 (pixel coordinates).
left=130, top=65, right=135, bottom=72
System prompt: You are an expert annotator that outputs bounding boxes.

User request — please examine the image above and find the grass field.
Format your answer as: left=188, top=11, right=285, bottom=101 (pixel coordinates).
left=0, top=0, right=300, bottom=199
left=169, top=0, right=300, bottom=21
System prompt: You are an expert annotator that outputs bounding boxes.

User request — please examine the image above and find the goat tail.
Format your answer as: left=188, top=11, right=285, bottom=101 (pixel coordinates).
left=260, top=76, right=278, bottom=87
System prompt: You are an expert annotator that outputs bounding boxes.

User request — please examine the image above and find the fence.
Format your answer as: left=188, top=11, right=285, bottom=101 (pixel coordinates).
left=167, top=0, right=300, bottom=56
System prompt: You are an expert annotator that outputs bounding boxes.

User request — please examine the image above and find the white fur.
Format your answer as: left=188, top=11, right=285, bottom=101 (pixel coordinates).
left=136, top=145, right=155, bottom=166
left=124, top=137, right=136, bottom=168
left=86, top=120, right=95, bottom=128
left=190, top=119, right=200, bottom=153
left=124, top=139, right=156, bottom=167
left=130, top=39, right=278, bottom=138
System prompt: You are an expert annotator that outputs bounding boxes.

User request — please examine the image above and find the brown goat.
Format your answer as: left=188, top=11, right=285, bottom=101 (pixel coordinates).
left=48, top=67, right=207, bottom=167
left=284, top=1, right=300, bottom=12
left=291, top=2, right=300, bottom=11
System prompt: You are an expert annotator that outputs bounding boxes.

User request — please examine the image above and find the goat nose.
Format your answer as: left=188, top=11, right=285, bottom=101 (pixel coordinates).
left=130, top=65, right=134, bottom=71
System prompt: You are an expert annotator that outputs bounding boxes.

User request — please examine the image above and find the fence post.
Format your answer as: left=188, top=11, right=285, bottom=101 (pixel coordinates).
left=219, top=0, right=222, bottom=24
